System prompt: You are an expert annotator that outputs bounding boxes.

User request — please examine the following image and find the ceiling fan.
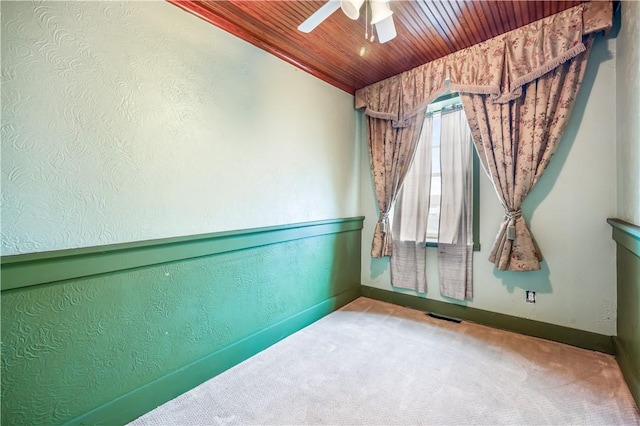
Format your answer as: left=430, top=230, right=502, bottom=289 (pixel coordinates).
left=298, top=0, right=397, bottom=44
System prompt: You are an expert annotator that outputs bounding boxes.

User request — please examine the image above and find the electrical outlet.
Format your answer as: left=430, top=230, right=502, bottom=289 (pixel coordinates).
left=526, top=290, right=536, bottom=303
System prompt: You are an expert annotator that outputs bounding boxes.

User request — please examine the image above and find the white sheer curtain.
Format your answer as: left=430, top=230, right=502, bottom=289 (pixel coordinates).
left=390, top=115, right=434, bottom=293
left=438, top=108, right=473, bottom=300
left=390, top=107, right=473, bottom=299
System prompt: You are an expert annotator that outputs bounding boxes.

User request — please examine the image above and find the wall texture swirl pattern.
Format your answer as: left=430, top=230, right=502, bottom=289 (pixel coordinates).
left=0, top=1, right=358, bottom=255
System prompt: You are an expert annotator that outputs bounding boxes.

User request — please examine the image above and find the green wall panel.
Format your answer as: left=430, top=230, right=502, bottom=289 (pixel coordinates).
left=609, top=219, right=640, bottom=408
left=1, top=218, right=363, bottom=425
left=615, top=244, right=640, bottom=407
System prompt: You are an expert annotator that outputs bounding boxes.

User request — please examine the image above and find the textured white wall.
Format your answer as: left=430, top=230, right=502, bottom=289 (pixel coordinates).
left=359, top=35, right=618, bottom=335
left=1, top=1, right=358, bottom=255
left=616, top=1, right=640, bottom=225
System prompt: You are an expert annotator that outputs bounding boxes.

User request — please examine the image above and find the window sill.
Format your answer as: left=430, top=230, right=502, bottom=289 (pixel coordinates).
left=425, top=241, right=481, bottom=252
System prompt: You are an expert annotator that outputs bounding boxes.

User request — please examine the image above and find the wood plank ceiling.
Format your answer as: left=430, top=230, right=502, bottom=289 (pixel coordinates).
left=168, top=0, right=589, bottom=94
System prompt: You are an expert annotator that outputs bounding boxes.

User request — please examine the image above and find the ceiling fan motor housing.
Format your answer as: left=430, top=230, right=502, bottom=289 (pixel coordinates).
left=371, top=0, right=393, bottom=25
left=298, top=0, right=397, bottom=44
left=341, top=0, right=364, bottom=20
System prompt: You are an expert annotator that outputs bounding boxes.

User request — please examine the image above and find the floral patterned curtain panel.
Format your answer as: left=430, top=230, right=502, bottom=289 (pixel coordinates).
left=461, top=37, right=594, bottom=271
left=366, top=75, right=428, bottom=257
left=356, top=1, right=612, bottom=268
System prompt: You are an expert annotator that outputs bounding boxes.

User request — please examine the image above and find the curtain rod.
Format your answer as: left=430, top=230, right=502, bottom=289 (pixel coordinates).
left=432, top=91, right=460, bottom=103
left=426, top=103, right=463, bottom=117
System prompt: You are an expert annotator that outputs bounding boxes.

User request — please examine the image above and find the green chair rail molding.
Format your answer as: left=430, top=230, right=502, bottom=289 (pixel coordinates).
left=1, top=216, right=365, bottom=291
left=607, top=218, right=640, bottom=257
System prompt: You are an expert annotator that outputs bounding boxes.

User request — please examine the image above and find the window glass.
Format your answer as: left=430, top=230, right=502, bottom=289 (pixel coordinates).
left=425, top=112, right=441, bottom=242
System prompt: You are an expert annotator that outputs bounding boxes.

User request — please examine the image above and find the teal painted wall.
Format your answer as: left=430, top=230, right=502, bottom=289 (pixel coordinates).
left=359, top=34, right=618, bottom=336
left=613, top=1, right=640, bottom=408
left=0, top=1, right=358, bottom=255
left=616, top=1, right=640, bottom=225
left=1, top=219, right=363, bottom=425
left=1, top=1, right=361, bottom=424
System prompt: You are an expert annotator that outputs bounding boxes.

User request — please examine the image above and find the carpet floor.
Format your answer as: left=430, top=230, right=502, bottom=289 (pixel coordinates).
left=130, top=297, right=640, bottom=425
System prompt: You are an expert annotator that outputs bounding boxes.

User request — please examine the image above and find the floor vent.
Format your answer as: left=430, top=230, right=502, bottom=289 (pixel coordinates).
left=427, top=312, right=462, bottom=323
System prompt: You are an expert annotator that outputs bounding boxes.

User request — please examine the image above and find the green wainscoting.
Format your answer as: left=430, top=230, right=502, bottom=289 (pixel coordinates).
left=608, top=218, right=640, bottom=408
left=0, top=217, right=363, bottom=425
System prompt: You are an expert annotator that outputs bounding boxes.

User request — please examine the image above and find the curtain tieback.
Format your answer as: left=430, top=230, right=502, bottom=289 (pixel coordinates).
left=504, top=209, right=522, bottom=241
left=379, top=211, right=390, bottom=234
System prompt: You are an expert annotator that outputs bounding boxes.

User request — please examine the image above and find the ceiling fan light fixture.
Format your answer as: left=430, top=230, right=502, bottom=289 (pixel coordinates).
left=374, top=15, right=397, bottom=43
left=298, top=0, right=395, bottom=44
left=340, top=0, right=365, bottom=20
left=370, top=0, right=393, bottom=25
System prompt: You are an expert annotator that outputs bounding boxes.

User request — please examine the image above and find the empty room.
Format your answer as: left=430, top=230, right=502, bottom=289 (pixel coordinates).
left=1, top=0, right=639, bottom=424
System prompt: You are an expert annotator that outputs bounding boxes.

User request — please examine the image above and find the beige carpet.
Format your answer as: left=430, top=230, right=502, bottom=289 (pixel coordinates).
left=131, top=297, right=640, bottom=425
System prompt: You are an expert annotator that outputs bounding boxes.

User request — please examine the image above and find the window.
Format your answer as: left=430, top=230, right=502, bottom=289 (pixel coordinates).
left=425, top=111, right=441, bottom=242
left=392, top=94, right=480, bottom=250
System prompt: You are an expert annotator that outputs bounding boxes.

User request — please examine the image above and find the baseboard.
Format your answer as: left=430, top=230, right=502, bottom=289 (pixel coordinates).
left=613, top=337, right=640, bottom=410
left=65, top=287, right=360, bottom=426
left=361, top=286, right=614, bottom=354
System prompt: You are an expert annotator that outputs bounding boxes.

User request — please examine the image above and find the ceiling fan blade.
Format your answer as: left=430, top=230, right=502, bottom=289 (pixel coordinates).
left=374, top=15, right=397, bottom=43
left=297, top=0, right=340, bottom=33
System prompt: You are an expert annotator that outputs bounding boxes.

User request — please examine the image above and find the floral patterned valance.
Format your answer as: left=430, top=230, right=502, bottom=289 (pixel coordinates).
left=355, top=1, right=612, bottom=124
